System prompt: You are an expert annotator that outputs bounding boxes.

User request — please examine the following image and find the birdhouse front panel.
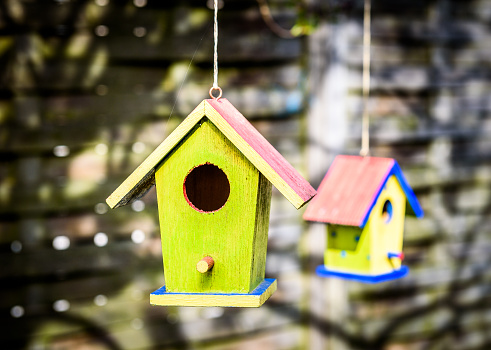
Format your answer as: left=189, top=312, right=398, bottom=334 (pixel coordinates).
left=365, top=175, right=406, bottom=275
left=324, top=175, right=406, bottom=276
left=155, top=118, right=271, bottom=294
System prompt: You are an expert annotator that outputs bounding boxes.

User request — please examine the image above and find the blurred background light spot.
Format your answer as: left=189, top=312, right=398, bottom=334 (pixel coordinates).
left=53, top=236, right=70, bottom=250
left=95, top=25, right=109, bottom=37
left=132, top=141, right=146, bottom=154
left=53, top=299, right=70, bottom=312
left=94, top=294, right=108, bottom=306
left=94, top=202, right=108, bottom=214
left=94, top=232, right=108, bottom=247
left=85, top=49, right=108, bottom=87
left=6, top=0, right=24, bottom=21
left=133, top=27, right=147, bottom=37
left=53, top=145, right=70, bottom=157
left=133, top=0, right=147, bottom=7
left=66, top=33, right=91, bottom=58
left=95, top=143, right=108, bottom=155
left=95, top=0, right=109, bottom=6
left=202, top=307, right=224, bottom=319
left=131, top=200, right=145, bottom=212
left=131, top=318, right=144, bottom=330
left=10, top=305, right=24, bottom=318
left=131, top=229, right=145, bottom=244
left=96, top=84, right=108, bottom=96
left=11, top=240, right=22, bottom=253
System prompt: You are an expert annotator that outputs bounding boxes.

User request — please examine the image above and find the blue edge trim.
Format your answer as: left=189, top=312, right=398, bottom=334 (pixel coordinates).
left=359, top=161, right=424, bottom=228
left=316, top=265, right=409, bottom=283
left=151, top=278, right=276, bottom=296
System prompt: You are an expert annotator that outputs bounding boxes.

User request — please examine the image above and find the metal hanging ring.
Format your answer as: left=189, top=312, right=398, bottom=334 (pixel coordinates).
left=209, top=86, right=222, bottom=100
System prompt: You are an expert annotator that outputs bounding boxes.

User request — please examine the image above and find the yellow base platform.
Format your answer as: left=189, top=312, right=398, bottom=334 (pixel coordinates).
left=150, top=278, right=277, bottom=307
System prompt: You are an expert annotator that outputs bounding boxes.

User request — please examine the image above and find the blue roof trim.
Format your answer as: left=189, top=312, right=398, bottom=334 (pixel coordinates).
left=316, top=265, right=409, bottom=283
left=151, top=278, right=276, bottom=296
left=359, top=161, right=424, bottom=228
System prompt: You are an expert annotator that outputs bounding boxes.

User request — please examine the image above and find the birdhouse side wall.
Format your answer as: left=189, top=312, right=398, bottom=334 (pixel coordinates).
left=365, top=175, right=406, bottom=275
left=325, top=224, right=371, bottom=274
left=250, top=173, right=272, bottom=292
left=155, top=119, right=264, bottom=294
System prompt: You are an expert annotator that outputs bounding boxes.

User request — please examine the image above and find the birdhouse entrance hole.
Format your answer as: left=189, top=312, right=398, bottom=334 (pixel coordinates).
left=184, top=163, right=230, bottom=212
left=382, top=200, right=393, bottom=222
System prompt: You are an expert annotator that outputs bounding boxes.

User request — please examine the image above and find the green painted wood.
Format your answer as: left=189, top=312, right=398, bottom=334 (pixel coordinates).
left=155, top=118, right=271, bottom=294
left=250, top=173, right=272, bottom=291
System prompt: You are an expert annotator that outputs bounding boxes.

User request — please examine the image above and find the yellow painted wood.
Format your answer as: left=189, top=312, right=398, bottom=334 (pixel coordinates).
left=203, top=100, right=306, bottom=209
left=327, top=225, right=361, bottom=251
left=325, top=225, right=371, bottom=274
left=106, top=101, right=206, bottom=209
left=149, top=280, right=277, bottom=307
left=156, top=119, right=268, bottom=294
left=368, top=175, right=406, bottom=275
left=324, top=175, right=406, bottom=275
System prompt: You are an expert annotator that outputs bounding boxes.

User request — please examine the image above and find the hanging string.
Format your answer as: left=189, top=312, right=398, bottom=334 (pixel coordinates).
left=213, top=0, right=218, bottom=88
left=360, top=0, right=371, bottom=157
left=209, top=0, right=222, bottom=99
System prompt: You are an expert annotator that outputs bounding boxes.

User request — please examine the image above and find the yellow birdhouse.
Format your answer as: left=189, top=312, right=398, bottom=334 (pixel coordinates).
left=107, top=99, right=316, bottom=306
left=303, top=155, right=423, bottom=283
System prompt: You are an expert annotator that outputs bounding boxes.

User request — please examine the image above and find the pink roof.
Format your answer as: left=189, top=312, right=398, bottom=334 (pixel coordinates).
left=303, top=155, right=422, bottom=227
left=207, top=98, right=316, bottom=206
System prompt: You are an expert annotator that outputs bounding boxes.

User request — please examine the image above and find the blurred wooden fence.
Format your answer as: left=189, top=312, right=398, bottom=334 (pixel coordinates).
left=0, top=0, right=490, bottom=349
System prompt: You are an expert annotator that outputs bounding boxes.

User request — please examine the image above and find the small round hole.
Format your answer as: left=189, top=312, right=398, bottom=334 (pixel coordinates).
left=382, top=200, right=393, bottom=223
left=184, top=163, right=230, bottom=212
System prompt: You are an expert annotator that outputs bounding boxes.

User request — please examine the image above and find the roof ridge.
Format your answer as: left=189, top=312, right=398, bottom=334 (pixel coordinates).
left=107, top=99, right=315, bottom=210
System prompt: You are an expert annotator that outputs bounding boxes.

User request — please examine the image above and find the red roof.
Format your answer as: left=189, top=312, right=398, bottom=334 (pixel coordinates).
left=207, top=99, right=316, bottom=206
left=303, top=155, right=398, bottom=227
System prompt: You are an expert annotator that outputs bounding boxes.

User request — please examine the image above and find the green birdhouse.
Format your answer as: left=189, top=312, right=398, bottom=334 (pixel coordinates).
left=107, top=98, right=316, bottom=307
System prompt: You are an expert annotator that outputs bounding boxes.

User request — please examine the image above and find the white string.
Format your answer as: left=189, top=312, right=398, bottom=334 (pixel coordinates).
left=213, top=0, right=219, bottom=89
left=209, top=0, right=222, bottom=99
left=360, top=0, right=371, bottom=157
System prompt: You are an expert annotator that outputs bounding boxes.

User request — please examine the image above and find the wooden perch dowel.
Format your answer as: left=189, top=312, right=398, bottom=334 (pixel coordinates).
left=197, top=256, right=214, bottom=273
